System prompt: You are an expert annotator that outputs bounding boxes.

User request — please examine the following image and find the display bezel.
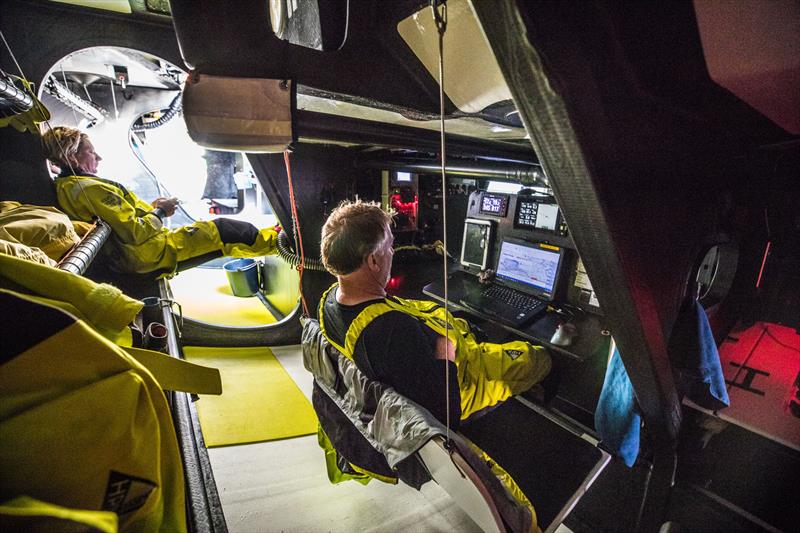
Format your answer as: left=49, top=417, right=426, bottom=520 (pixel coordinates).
left=460, top=218, right=493, bottom=270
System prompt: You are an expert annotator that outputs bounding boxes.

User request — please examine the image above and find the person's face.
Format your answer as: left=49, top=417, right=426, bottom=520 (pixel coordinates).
left=71, top=138, right=102, bottom=174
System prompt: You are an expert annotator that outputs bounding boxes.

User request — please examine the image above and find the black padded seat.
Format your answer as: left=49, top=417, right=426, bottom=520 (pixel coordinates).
left=462, top=398, right=609, bottom=529
left=303, top=317, right=612, bottom=532
left=0, top=128, right=57, bottom=206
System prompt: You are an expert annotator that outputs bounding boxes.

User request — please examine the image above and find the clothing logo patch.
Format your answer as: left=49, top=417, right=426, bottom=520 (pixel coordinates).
left=102, top=470, right=156, bottom=517
left=185, top=226, right=198, bottom=235
left=100, top=194, right=122, bottom=208
left=504, top=349, right=524, bottom=360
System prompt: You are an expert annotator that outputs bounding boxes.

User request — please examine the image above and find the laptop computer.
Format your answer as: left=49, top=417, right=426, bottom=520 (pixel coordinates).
left=459, top=238, right=565, bottom=327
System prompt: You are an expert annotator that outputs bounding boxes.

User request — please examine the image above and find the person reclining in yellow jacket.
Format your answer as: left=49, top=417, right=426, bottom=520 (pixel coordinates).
left=42, top=126, right=278, bottom=275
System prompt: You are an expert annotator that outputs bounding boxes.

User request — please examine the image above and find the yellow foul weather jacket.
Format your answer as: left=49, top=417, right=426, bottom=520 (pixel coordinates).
left=54, top=174, right=278, bottom=274
left=0, top=290, right=187, bottom=532
left=0, top=201, right=83, bottom=261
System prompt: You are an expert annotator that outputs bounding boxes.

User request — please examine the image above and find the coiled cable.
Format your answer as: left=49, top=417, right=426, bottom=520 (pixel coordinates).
left=132, top=92, right=182, bottom=132
left=277, top=228, right=326, bottom=271
left=0, top=71, right=32, bottom=114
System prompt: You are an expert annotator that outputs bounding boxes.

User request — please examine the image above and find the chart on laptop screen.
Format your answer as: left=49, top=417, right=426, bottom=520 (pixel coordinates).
left=496, top=241, right=559, bottom=293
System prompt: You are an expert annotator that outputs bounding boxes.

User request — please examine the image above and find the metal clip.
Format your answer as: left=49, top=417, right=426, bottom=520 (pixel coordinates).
left=160, top=297, right=183, bottom=338
left=443, top=438, right=466, bottom=479
left=431, top=0, right=448, bottom=35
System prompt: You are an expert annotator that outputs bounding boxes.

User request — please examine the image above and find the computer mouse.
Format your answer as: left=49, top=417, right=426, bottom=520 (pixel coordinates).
left=550, top=322, right=577, bottom=347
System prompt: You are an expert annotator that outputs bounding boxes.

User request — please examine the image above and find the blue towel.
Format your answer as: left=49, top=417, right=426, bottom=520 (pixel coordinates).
left=595, top=346, right=640, bottom=467
left=669, top=300, right=730, bottom=411
left=595, top=301, right=728, bottom=467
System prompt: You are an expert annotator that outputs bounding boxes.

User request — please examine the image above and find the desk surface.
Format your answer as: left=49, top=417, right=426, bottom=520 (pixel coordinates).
left=418, top=268, right=611, bottom=430
left=422, top=270, right=607, bottom=363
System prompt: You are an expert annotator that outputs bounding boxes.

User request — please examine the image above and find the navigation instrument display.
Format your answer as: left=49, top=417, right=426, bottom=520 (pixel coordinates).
left=515, top=199, right=560, bottom=231
left=460, top=218, right=492, bottom=270
left=516, top=199, right=538, bottom=227
left=480, top=193, right=509, bottom=217
left=495, top=239, right=563, bottom=300
left=534, top=203, right=559, bottom=230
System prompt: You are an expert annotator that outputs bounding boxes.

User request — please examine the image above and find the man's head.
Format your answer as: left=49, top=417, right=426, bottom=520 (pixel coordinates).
left=42, top=126, right=102, bottom=174
left=321, top=200, right=394, bottom=284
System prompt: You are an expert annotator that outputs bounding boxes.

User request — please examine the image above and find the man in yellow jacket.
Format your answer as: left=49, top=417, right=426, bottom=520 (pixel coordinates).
left=42, top=126, right=278, bottom=275
left=319, top=200, right=552, bottom=423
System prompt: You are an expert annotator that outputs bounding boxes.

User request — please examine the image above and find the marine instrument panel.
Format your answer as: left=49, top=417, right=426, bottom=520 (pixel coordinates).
left=462, top=189, right=601, bottom=316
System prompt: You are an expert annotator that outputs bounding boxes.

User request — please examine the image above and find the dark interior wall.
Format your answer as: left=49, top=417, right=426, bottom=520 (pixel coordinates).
left=0, top=129, right=56, bottom=205
left=0, top=0, right=183, bottom=205
left=475, top=4, right=797, bottom=527
left=248, top=143, right=373, bottom=315
left=475, top=0, right=797, bottom=451
left=0, top=1, right=183, bottom=89
left=521, top=1, right=786, bottom=341
left=737, top=146, right=800, bottom=330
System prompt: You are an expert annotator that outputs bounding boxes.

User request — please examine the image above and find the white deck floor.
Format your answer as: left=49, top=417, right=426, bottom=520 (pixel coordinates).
left=206, top=344, right=485, bottom=533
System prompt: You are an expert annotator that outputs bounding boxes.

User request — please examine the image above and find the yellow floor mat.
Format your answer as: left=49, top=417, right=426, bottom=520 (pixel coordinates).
left=184, top=346, right=317, bottom=447
left=169, top=267, right=277, bottom=327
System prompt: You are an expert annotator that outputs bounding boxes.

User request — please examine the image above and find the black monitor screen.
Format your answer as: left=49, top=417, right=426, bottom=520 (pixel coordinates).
left=460, top=219, right=492, bottom=269
left=495, top=239, right=563, bottom=300
left=479, top=193, right=509, bottom=217
left=515, top=199, right=559, bottom=231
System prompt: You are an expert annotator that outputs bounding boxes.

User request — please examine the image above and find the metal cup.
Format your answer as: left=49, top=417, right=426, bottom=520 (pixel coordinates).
left=144, top=322, right=168, bottom=353
left=140, top=296, right=162, bottom=331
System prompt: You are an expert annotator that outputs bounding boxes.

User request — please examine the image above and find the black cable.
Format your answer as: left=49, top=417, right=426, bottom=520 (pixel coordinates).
left=131, top=93, right=182, bottom=132
left=276, top=229, right=325, bottom=271
left=762, top=324, right=800, bottom=354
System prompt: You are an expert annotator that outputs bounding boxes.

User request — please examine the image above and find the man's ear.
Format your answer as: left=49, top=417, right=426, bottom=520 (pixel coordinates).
left=366, top=252, right=379, bottom=271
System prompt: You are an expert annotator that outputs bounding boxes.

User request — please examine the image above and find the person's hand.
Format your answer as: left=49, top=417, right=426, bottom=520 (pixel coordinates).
left=152, top=197, right=180, bottom=217
left=478, top=269, right=495, bottom=284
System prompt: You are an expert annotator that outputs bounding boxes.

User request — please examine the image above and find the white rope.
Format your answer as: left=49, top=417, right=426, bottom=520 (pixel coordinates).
left=61, top=64, right=80, bottom=127
left=432, top=0, right=451, bottom=444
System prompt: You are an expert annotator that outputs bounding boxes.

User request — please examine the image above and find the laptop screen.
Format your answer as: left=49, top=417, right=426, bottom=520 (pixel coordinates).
left=495, top=239, right=564, bottom=300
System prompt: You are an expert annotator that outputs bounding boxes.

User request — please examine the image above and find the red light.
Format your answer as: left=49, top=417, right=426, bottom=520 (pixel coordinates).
left=756, top=241, right=771, bottom=289
left=386, top=275, right=405, bottom=292
left=390, top=193, right=418, bottom=221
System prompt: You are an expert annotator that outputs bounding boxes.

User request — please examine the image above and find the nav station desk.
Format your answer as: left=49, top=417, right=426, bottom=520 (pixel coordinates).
left=423, top=271, right=612, bottom=433
left=415, top=272, right=613, bottom=531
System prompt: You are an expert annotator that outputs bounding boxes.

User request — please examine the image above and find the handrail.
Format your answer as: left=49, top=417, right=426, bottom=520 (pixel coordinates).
left=159, top=280, right=228, bottom=533
left=56, top=218, right=112, bottom=275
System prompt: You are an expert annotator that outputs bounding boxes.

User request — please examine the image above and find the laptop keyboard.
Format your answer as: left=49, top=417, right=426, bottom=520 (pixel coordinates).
left=463, top=283, right=547, bottom=326
left=481, top=285, right=541, bottom=311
